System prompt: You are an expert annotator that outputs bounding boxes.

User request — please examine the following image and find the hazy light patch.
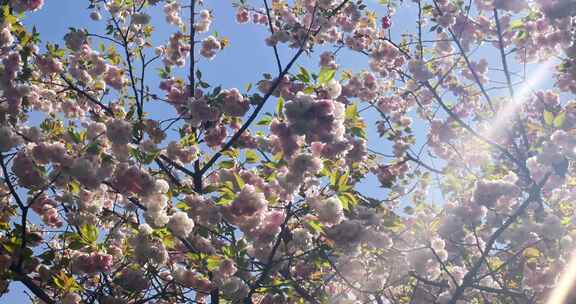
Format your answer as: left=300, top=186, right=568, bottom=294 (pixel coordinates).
left=484, top=59, right=556, bottom=140
left=451, top=60, right=556, bottom=168
left=546, top=249, right=576, bottom=304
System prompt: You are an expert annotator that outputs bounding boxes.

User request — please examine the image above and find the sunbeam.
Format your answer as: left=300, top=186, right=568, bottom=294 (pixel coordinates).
left=546, top=249, right=576, bottom=304
left=484, top=59, right=556, bottom=140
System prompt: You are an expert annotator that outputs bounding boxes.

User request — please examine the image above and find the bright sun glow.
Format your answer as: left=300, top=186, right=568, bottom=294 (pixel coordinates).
left=484, top=59, right=556, bottom=140
left=547, top=249, right=576, bottom=304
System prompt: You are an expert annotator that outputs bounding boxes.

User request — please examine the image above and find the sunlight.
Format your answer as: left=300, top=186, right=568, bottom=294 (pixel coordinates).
left=546, top=249, right=576, bottom=304
left=484, top=59, right=556, bottom=140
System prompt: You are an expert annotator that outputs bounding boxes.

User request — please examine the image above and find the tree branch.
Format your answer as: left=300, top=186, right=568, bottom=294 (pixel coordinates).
left=447, top=174, right=550, bottom=304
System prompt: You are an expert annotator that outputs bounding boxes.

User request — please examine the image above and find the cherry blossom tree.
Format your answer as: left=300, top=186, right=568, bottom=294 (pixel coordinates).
left=1, top=0, right=576, bottom=303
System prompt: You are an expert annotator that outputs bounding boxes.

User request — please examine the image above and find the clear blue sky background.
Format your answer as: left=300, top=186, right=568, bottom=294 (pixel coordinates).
left=3, top=0, right=552, bottom=302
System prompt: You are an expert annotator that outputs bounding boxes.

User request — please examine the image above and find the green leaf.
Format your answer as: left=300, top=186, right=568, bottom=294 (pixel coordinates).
left=303, top=86, right=315, bottom=94
left=509, top=19, right=524, bottom=30
left=129, top=148, right=142, bottom=163
left=317, top=68, right=336, bottom=86
left=2, top=5, right=17, bottom=25
left=554, top=111, right=566, bottom=128
left=330, top=170, right=339, bottom=188
left=20, top=31, right=32, bottom=47
left=382, top=215, right=405, bottom=232
left=276, top=96, right=284, bottom=118
left=203, top=184, right=219, bottom=193
left=297, top=66, right=311, bottom=83
left=544, top=110, right=554, bottom=125
left=212, top=86, right=222, bottom=97
left=176, top=201, right=191, bottom=211
left=53, top=271, right=82, bottom=292
left=47, top=43, right=65, bottom=58
left=221, top=246, right=234, bottom=258
left=337, top=170, right=350, bottom=191
left=306, top=219, right=324, bottom=234
left=245, top=150, right=259, bottom=163
left=352, top=126, right=367, bottom=139
left=69, top=180, right=81, bottom=194
left=523, top=247, right=540, bottom=259
left=142, top=151, right=160, bottom=164
left=257, top=115, right=272, bottom=126
left=67, top=129, right=83, bottom=144
left=222, top=148, right=239, bottom=159
left=233, top=173, right=245, bottom=188
left=80, top=225, right=99, bottom=245
left=338, top=194, right=349, bottom=210
left=320, top=166, right=331, bottom=178
left=157, top=66, right=171, bottom=79
left=338, top=192, right=357, bottom=210
left=217, top=196, right=234, bottom=206
left=2, top=237, right=20, bottom=253
left=180, top=131, right=197, bottom=146
left=347, top=193, right=358, bottom=206
left=345, top=103, right=359, bottom=121
left=206, top=255, right=221, bottom=271
left=219, top=160, right=235, bottom=169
